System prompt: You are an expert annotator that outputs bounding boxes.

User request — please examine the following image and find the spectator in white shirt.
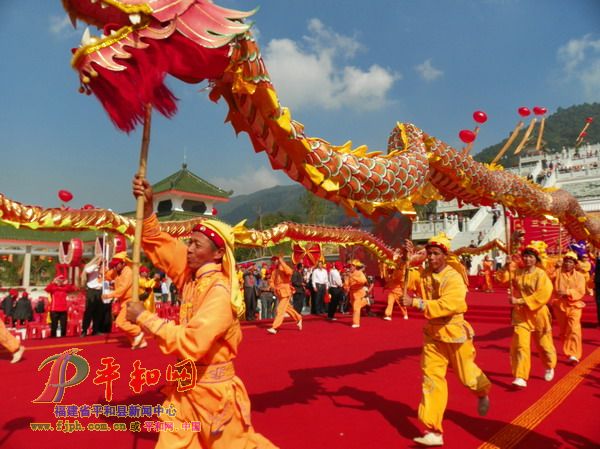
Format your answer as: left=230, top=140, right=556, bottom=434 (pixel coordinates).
left=327, top=262, right=344, bottom=320
left=311, top=261, right=329, bottom=315
left=81, top=255, right=104, bottom=336
left=160, top=278, right=170, bottom=303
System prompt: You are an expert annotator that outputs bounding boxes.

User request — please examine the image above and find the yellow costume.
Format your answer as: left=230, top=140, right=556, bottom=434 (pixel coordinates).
left=269, top=258, right=302, bottom=331
left=345, top=261, right=368, bottom=327
left=482, top=259, right=494, bottom=292
left=383, top=266, right=418, bottom=320
left=577, top=258, right=592, bottom=295
left=0, top=320, right=22, bottom=360
left=139, top=276, right=157, bottom=313
left=498, top=265, right=557, bottom=381
left=103, top=262, right=145, bottom=347
left=411, top=264, right=491, bottom=434
left=136, top=215, right=277, bottom=449
left=552, top=253, right=586, bottom=361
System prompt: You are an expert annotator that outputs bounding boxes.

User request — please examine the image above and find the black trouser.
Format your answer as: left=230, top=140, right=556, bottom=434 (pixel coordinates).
left=82, top=288, right=103, bottom=335
left=292, top=291, right=305, bottom=313
left=99, top=301, right=113, bottom=333
left=50, top=311, right=67, bottom=337
left=327, top=287, right=344, bottom=319
left=244, top=286, right=257, bottom=320
left=313, top=284, right=326, bottom=314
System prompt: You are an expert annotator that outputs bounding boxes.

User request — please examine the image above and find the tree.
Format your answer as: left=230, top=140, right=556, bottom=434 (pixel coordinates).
left=299, top=191, right=328, bottom=224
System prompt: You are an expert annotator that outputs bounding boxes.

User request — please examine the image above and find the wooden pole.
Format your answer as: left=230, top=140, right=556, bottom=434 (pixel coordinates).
left=491, top=121, right=524, bottom=165
left=502, top=205, right=513, bottom=300
left=535, top=117, right=546, bottom=152
left=513, top=118, right=537, bottom=155
left=461, top=126, right=480, bottom=155
left=131, top=104, right=153, bottom=302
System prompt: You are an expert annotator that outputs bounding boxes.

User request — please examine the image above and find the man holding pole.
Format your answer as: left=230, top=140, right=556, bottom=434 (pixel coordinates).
left=267, top=256, right=303, bottom=334
left=403, top=233, right=490, bottom=447
left=128, top=175, right=278, bottom=449
left=103, top=252, right=147, bottom=349
left=552, top=251, right=586, bottom=364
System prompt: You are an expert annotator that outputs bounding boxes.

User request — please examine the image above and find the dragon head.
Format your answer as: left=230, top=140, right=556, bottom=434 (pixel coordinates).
left=61, top=0, right=255, bottom=131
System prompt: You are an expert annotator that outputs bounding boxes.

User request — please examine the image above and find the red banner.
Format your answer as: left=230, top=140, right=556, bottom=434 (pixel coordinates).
left=509, top=216, right=569, bottom=254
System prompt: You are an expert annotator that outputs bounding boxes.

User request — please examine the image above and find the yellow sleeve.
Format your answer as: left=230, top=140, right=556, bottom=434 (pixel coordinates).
left=422, top=268, right=468, bottom=319
left=280, top=260, right=293, bottom=276
left=568, top=272, right=586, bottom=301
left=112, top=266, right=132, bottom=300
left=141, top=214, right=191, bottom=290
left=522, top=269, right=553, bottom=311
left=136, top=283, right=234, bottom=361
left=268, top=275, right=275, bottom=290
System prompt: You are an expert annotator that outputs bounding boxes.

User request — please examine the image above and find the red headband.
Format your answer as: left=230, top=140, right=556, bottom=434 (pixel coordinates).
left=426, top=242, right=449, bottom=253
left=191, top=224, right=225, bottom=249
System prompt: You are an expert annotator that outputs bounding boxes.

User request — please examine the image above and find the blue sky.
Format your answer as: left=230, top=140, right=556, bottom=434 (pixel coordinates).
left=1, top=0, right=599, bottom=213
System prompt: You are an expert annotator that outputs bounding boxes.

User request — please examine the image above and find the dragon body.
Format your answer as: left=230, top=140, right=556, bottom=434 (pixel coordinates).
left=0, top=194, right=398, bottom=264
left=51, top=0, right=599, bottom=247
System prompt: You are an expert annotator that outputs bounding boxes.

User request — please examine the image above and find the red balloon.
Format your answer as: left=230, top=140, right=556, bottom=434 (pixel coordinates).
left=533, top=106, right=546, bottom=115
left=212, top=207, right=218, bottom=215
left=518, top=107, right=531, bottom=117
left=82, top=204, right=95, bottom=210
left=459, top=129, right=476, bottom=144
left=472, top=111, right=488, bottom=124
left=58, top=190, right=73, bottom=203
left=586, top=117, right=594, bottom=123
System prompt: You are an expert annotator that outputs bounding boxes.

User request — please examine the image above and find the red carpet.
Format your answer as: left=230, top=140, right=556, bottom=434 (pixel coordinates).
left=1, top=289, right=598, bottom=449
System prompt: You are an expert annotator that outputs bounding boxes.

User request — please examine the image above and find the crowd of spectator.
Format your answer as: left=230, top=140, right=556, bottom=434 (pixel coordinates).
left=237, top=259, right=378, bottom=321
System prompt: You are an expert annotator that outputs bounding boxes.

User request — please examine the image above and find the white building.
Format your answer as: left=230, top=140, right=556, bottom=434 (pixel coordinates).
left=412, top=143, right=600, bottom=273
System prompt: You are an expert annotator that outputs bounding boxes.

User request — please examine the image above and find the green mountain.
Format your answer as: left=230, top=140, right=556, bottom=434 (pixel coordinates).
left=219, top=184, right=350, bottom=227
left=474, top=102, right=600, bottom=166
left=219, top=185, right=302, bottom=224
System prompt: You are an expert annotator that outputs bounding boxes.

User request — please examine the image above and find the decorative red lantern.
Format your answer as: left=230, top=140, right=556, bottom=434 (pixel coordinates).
left=586, top=117, right=594, bottom=123
left=533, top=106, right=547, bottom=115
left=292, top=243, right=322, bottom=268
left=517, top=107, right=531, bottom=117
left=58, top=190, right=73, bottom=203
left=212, top=207, right=218, bottom=215
left=472, top=111, right=487, bottom=124
left=114, top=235, right=127, bottom=253
left=82, top=204, right=95, bottom=210
left=458, top=129, right=476, bottom=144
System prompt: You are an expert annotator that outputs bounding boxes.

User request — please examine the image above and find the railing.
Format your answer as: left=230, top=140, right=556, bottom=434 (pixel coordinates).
left=556, top=167, right=600, bottom=180
left=467, top=207, right=489, bottom=232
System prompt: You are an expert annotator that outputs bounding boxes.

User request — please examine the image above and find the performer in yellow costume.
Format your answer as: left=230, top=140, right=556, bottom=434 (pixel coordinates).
left=383, top=264, right=419, bottom=321
left=552, top=252, right=586, bottom=364
left=403, top=233, right=490, bottom=447
left=0, top=320, right=25, bottom=363
left=103, top=252, right=147, bottom=349
left=577, top=253, right=593, bottom=295
left=139, top=266, right=157, bottom=313
left=345, top=259, right=368, bottom=328
left=497, top=242, right=557, bottom=388
left=481, top=256, right=495, bottom=293
left=128, top=176, right=278, bottom=449
left=267, top=256, right=302, bottom=335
